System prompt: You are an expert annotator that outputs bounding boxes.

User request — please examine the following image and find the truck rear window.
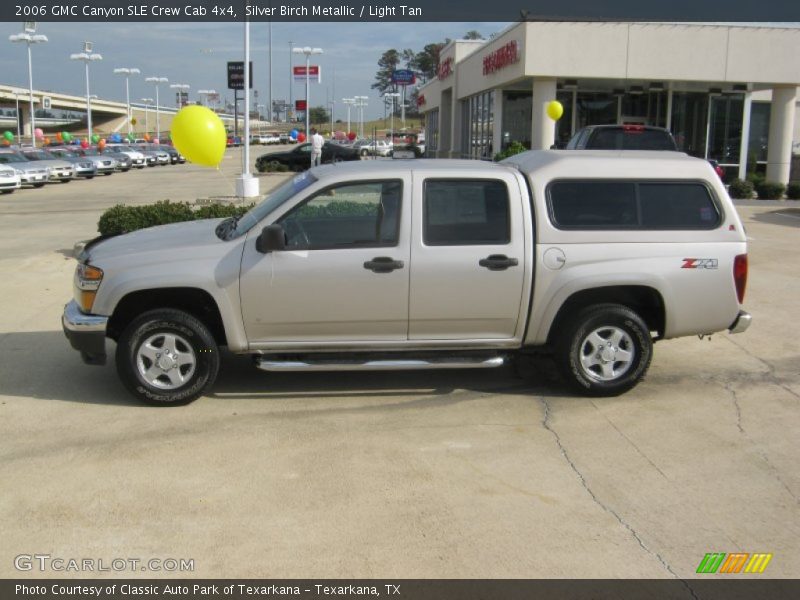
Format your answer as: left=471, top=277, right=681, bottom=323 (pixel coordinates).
left=548, top=180, right=720, bottom=230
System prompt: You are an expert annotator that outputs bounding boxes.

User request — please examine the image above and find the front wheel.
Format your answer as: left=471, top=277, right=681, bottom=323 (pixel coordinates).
left=116, top=308, right=220, bottom=406
left=555, top=304, right=652, bottom=397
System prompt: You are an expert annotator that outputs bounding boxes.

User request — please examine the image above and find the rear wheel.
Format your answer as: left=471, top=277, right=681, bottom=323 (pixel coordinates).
left=555, top=303, right=652, bottom=396
left=33, top=183, right=45, bottom=188
left=1, top=189, right=13, bottom=194
left=116, top=308, right=220, bottom=406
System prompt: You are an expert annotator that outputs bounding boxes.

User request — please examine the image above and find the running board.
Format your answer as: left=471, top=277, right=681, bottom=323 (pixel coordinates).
left=255, top=356, right=506, bottom=372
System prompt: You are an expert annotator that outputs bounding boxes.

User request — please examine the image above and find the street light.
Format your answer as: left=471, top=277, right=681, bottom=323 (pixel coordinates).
left=145, top=76, right=168, bottom=139
left=113, top=67, right=140, bottom=135
left=140, top=97, right=153, bottom=134
left=342, top=98, right=355, bottom=135
left=70, top=41, right=103, bottom=141
left=354, top=95, right=369, bottom=139
left=384, top=92, right=400, bottom=145
left=288, top=41, right=293, bottom=122
left=292, top=46, right=323, bottom=136
left=9, top=22, right=48, bottom=147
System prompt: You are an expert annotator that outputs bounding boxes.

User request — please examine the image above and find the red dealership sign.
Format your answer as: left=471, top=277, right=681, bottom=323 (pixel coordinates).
left=295, top=100, right=307, bottom=111
left=293, top=65, right=321, bottom=82
left=483, top=40, right=520, bottom=76
left=416, top=94, right=426, bottom=107
left=436, top=57, right=454, bottom=80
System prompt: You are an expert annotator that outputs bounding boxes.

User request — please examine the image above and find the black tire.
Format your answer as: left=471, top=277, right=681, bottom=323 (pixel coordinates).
left=86, top=176, right=94, bottom=179
left=1, top=189, right=13, bottom=194
left=103, top=172, right=113, bottom=176
left=555, top=303, right=652, bottom=397
left=116, top=308, right=220, bottom=406
left=60, top=178, right=71, bottom=183
left=33, top=183, right=45, bottom=188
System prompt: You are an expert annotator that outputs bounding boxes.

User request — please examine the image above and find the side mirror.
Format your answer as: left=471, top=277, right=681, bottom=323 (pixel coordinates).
left=256, top=224, right=286, bottom=253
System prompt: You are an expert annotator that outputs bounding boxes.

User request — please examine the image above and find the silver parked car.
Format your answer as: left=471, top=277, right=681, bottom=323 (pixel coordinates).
left=44, top=147, right=98, bottom=179
left=135, top=144, right=170, bottom=165
left=105, top=144, right=147, bottom=169
left=74, top=148, right=118, bottom=175
left=20, top=147, right=75, bottom=183
left=0, top=150, right=49, bottom=188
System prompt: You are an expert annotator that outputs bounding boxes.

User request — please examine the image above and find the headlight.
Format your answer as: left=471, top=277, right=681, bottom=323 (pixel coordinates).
left=80, top=162, right=93, bottom=168
left=14, top=168, right=25, bottom=176
left=74, top=264, right=104, bottom=312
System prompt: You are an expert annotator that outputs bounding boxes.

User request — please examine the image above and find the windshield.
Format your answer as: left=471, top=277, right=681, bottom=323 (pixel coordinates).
left=82, top=149, right=101, bottom=156
left=50, top=149, right=77, bottom=158
left=23, top=150, right=50, bottom=160
left=228, top=172, right=317, bottom=239
left=0, top=153, right=28, bottom=164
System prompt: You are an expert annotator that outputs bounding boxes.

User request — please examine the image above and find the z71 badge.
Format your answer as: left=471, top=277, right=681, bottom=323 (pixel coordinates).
left=682, top=258, right=719, bottom=269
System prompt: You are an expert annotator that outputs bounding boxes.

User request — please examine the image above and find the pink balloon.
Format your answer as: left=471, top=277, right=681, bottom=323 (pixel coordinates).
left=34, top=128, right=44, bottom=140
left=153, top=138, right=160, bottom=145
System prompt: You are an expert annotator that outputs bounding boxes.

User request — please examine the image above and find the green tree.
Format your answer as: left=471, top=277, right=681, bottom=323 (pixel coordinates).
left=464, top=30, right=483, bottom=40
left=309, top=106, right=330, bottom=125
left=371, top=49, right=401, bottom=95
left=413, top=43, right=445, bottom=82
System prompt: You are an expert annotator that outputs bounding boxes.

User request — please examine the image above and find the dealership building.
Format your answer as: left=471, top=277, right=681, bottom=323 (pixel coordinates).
left=418, top=21, right=800, bottom=183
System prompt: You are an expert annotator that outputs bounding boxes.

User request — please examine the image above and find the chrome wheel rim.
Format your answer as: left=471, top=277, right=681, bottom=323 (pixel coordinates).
left=136, top=332, right=196, bottom=390
left=578, top=326, right=635, bottom=382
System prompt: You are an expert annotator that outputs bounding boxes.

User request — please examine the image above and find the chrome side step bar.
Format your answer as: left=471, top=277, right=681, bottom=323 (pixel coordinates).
left=256, top=356, right=506, bottom=372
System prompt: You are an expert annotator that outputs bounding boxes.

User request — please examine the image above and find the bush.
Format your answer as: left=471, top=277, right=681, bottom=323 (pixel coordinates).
left=727, top=179, right=754, bottom=200
left=494, top=141, right=528, bottom=162
left=256, top=159, right=289, bottom=173
left=786, top=181, right=800, bottom=200
left=98, top=201, right=255, bottom=236
left=754, top=180, right=786, bottom=200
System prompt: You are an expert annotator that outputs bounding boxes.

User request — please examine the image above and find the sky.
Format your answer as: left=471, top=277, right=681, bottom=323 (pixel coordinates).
left=0, top=21, right=508, bottom=121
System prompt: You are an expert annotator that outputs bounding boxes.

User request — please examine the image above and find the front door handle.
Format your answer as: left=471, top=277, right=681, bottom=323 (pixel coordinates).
left=479, top=254, right=519, bottom=271
left=364, top=256, right=404, bottom=273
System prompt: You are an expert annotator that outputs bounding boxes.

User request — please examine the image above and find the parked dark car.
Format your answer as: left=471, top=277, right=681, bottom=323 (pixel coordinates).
left=156, top=144, right=185, bottom=164
left=255, top=142, right=360, bottom=172
left=565, top=125, right=679, bottom=151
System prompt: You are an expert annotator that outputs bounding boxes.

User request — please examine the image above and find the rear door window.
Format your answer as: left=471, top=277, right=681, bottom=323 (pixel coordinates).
left=423, top=180, right=510, bottom=245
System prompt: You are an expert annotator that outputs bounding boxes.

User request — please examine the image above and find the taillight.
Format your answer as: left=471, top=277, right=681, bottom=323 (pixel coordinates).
left=715, top=165, right=725, bottom=178
left=733, top=254, right=748, bottom=304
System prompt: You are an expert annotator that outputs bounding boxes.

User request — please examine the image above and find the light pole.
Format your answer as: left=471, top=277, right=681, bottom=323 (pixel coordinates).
left=9, top=22, right=48, bottom=147
left=292, top=46, right=323, bottom=135
left=288, top=41, right=293, bottom=122
left=384, top=92, right=399, bottom=145
left=145, top=76, right=168, bottom=140
left=268, top=21, right=273, bottom=122
left=70, top=41, right=103, bottom=141
left=342, top=98, right=354, bottom=135
left=237, top=20, right=259, bottom=198
left=113, top=67, right=140, bottom=135
left=140, top=98, right=153, bottom=134
left=354, top=96, right=368, bottom=139
left=170, top=83, right=190, bottom=108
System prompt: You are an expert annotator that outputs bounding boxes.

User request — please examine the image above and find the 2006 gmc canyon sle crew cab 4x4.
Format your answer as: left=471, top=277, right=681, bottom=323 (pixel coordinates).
left=63, top=151, right=751, bottom=405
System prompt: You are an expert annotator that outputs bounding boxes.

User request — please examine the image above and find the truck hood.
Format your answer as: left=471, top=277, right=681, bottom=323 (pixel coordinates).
left=86, top=219, right=226, bottom=263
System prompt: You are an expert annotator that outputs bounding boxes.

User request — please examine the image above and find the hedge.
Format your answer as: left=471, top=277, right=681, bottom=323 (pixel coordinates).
left=727, top=179, right=754, bottom=200
left=754, top=180, right=786, bottom=200
left=98, top=201, right=254, bottom=236
left=786, top=181, right=800, bottom=200
left=494, top=141, right=527, bottom=162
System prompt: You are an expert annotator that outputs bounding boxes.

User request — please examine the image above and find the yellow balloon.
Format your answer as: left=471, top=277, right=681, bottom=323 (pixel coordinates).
left=546, top=100, right=564, bottom=121
left=170, top=105, right=226, bottom=167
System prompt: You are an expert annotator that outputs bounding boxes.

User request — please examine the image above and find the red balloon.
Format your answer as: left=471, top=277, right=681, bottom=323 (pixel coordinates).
left=297, top=133, right=306, bottom=143
left=347, top=132, right=356, bottom=141
left=80, top=139, right=89, bottom=149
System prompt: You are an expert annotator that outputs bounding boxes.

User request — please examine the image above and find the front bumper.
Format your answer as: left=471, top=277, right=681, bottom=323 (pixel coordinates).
left=728, top=310, right=752, bottom=334
left=62, top=299, right=108, bottom=365
left=49, top=169, right=74, bottom=181
left=20, top=173, right=48, bottom=185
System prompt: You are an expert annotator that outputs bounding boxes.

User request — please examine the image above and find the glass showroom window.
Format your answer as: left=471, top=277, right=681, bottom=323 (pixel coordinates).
left=425, top=109, right=439, bottom=154
left=461, top=91, right=494, bottom=160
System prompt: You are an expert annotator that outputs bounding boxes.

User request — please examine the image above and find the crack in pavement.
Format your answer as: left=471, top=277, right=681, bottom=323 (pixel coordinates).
left=717, top=380, right=799, bottom=506
left=721, top=336, right=800, bottom=401
left=539, top=396, right=700, bottom=600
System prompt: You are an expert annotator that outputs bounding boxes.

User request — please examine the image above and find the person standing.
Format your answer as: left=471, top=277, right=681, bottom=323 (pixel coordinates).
left=310, top=128, right=324, bottom=167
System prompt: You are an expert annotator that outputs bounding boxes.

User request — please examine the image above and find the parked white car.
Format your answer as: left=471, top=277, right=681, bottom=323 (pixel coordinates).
left=0, top=165, right=22, bottom=194
left=354, top=139, right=393, bottom=157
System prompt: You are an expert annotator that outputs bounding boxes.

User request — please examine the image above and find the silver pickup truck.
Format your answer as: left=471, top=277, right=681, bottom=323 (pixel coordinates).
left=63, top=151, right=751, bottom=405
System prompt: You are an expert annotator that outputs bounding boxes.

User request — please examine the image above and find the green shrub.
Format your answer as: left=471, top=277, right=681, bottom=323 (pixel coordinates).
left=754, top=180, right=786, bottom=200
left=786, top=181, right=800, bottom=200
left=257, top=159, right=290, bottom=173
left=746, top=172, right=765, bottom=187
left=98, top=201, right=255, bottom=236
left=727, top=179, right=754, bottom=200
left=494, top=141, right=528, bottom=162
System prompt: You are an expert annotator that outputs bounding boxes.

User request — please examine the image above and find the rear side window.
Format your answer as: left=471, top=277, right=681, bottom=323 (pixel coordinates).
left=548, top=180, right=720, bottom=230
left=588, top=129, right=677, bottom=151
left=424, top=179, right=510, bottom=245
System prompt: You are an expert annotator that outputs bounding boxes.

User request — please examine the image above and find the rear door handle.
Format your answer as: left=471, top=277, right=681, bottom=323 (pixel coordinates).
left=479, top=254, right=519, bottom=271
left=364, top=256, right=404, bottom=273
